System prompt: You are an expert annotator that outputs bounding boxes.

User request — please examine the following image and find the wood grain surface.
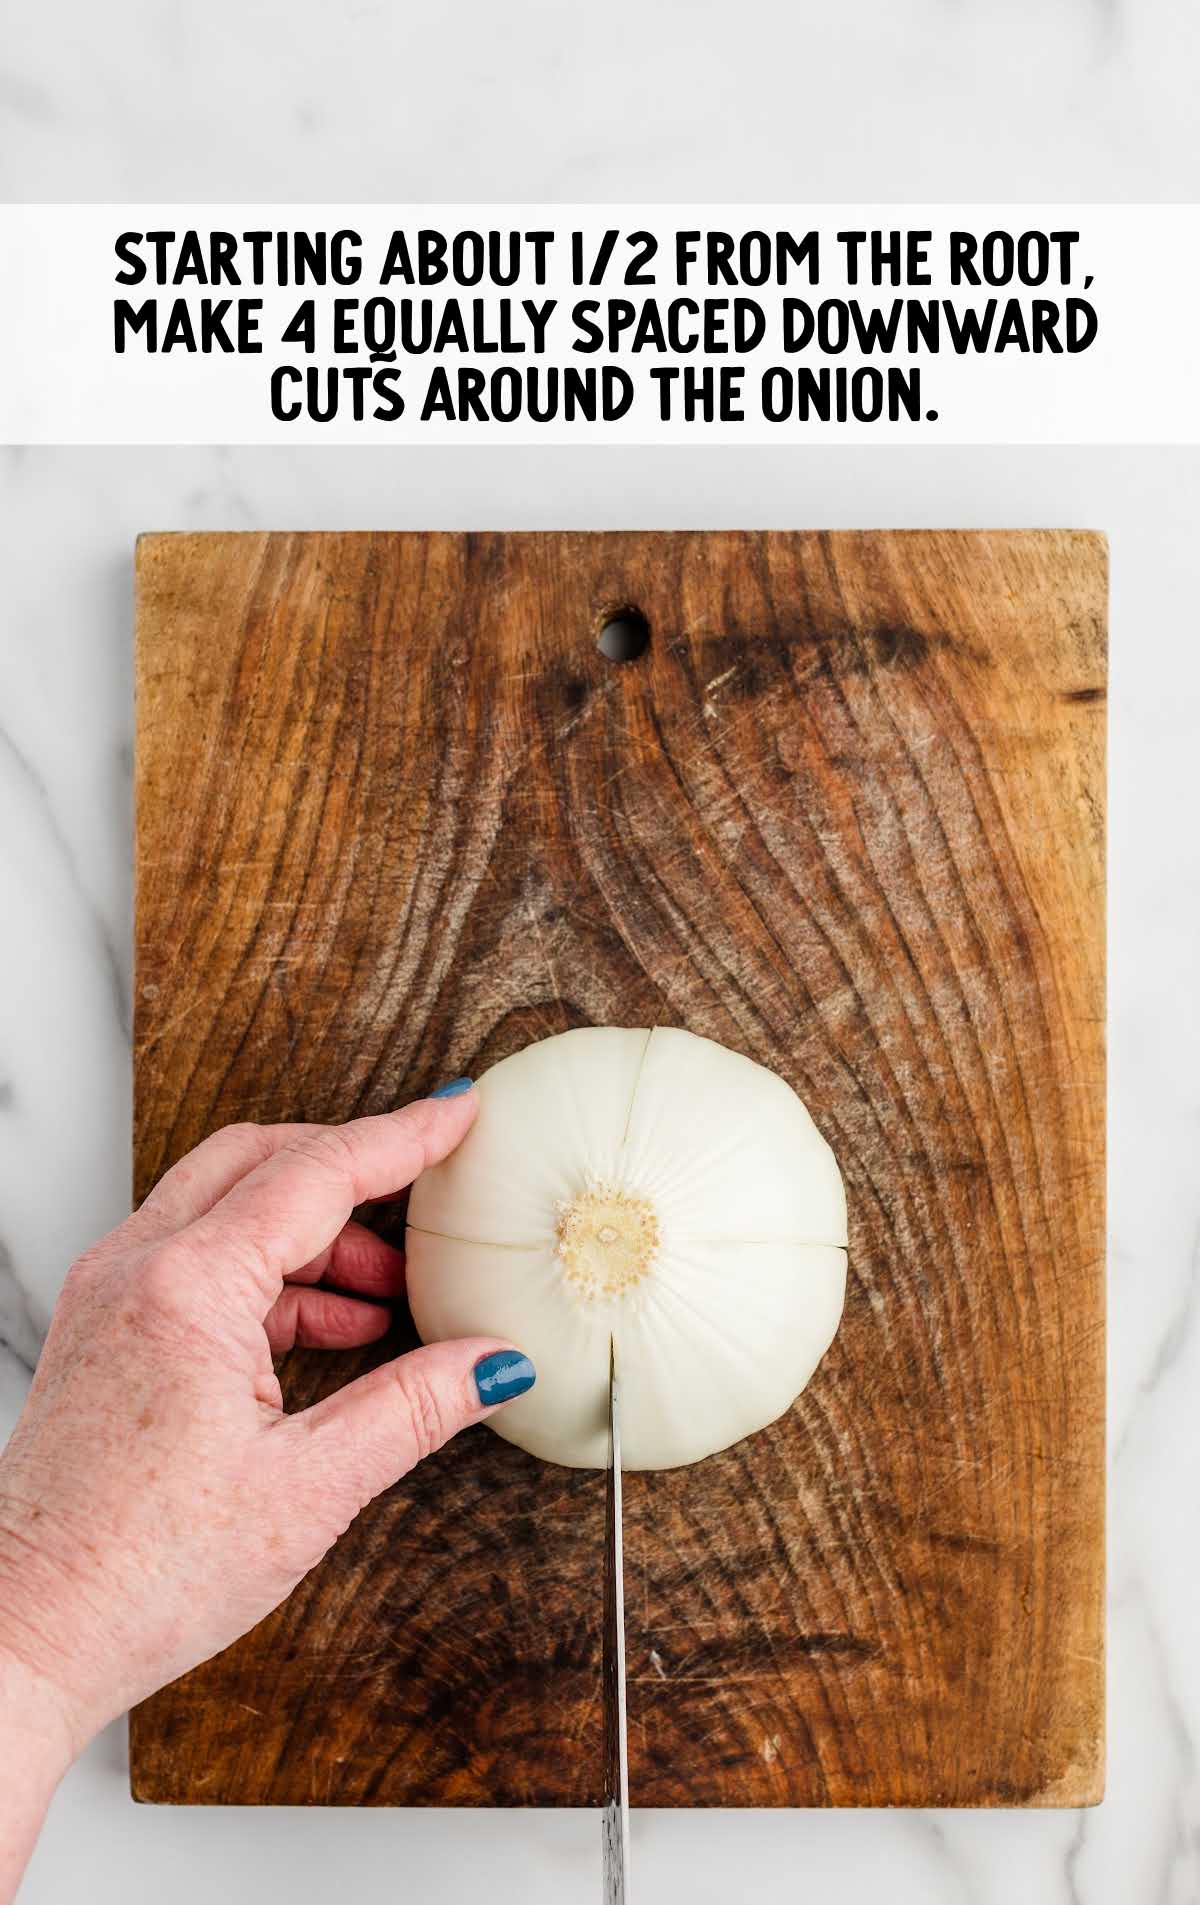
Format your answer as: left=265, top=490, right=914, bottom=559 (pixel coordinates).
left=130, top=529, right=1106, bottom=1808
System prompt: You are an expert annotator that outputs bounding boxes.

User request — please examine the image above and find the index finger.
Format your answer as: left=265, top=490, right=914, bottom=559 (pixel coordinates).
left=174, top=1089, right=477, bottom=1314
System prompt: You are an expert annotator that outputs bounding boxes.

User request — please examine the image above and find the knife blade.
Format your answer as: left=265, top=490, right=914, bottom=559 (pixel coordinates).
left=602, top=1338, right=631, bottom=1904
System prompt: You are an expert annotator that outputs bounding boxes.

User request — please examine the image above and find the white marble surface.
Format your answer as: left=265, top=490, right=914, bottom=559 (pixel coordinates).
left=4, top=0, right=1200, bottom=203
left=1, top=445, right=1198, bottom=1905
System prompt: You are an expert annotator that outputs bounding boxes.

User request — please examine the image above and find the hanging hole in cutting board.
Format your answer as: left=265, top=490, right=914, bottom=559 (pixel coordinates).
left=597, top=608, right=650, bottom=663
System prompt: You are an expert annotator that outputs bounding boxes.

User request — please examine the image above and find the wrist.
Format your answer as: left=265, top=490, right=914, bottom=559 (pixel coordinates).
left=0, top=1516, right=96, bottom=1773
left=0, top=1638, right=79, bottom=1786
left=0, top=1647, right=76, bottom=1905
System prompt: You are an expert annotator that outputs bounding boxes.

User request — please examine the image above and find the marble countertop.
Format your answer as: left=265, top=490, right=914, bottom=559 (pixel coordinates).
left=3, top=0, right=1199, bottom=1896
left=2, top=443, right=1197, bottom=1905
left=5, top=0, right=1200, bottom=203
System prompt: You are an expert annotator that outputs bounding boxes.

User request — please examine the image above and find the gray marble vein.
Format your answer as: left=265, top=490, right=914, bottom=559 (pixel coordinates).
left=1115, top=1225, right=1200, bottom=1465
left=0, top=725, right=129, bottom=1045
left=0, top=1238, right=41, bottom=1377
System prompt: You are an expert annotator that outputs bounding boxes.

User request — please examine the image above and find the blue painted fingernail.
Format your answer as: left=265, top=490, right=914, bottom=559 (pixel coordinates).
left=431, top=1077, right=473, bottom=1099
left=474, top=1349, right=536, bottom=1407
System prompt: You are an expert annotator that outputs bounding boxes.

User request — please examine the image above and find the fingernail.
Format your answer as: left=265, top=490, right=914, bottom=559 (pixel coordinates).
left=474, top=1349, right=536, bottom=1407
left=430, top=1077, right=474, bottom=1100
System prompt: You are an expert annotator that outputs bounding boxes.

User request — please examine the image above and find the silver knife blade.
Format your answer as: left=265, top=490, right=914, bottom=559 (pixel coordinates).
left=602, top=1338, right=631, bottom=1904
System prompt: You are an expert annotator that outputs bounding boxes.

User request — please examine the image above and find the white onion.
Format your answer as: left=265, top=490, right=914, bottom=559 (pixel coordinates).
left=406, top=1027, right=847, bottom=1470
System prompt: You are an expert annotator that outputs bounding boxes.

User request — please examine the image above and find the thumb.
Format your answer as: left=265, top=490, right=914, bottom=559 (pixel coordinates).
left=288, top=1338, right=536, bottom=1503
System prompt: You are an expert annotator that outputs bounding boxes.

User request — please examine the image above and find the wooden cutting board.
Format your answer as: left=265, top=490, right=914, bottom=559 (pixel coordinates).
left=130, top=529, right=1105, bottom=1808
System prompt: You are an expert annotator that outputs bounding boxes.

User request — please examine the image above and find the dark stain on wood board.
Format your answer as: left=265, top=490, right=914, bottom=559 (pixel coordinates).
left=130, top=529, right=1105, bottom=1807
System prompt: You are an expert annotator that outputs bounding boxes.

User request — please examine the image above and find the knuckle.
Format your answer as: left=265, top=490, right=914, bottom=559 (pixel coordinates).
left=222, top=1119, right=268, bottom=1151
left=390, top=1096, right=440, bottom=1159
left=133, top=1241, right=195, bottom=1317
left=213, top=1120, right=278, bottom=1172
left=292, top=1124, right=358, bottom=1183
left=291, top=1290, right=334, bottom=1347
left=392, top=1363, right=449, bottom=1465
left=138, top=1166, right=188, bottom=1218
left=137, top=1163, right=197, bottom=1230
left=64, top=1240, right=111, bottom=1286
left=232, top=1227, right=278, bottom=1294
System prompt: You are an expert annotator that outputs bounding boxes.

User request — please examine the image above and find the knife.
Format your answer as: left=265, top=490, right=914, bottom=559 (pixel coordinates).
left=602, top=1338, right=631, bottom=1903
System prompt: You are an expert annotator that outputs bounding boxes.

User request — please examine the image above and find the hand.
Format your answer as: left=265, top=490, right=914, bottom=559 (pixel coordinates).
left=0, top=1089, right=534, bottom=1897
